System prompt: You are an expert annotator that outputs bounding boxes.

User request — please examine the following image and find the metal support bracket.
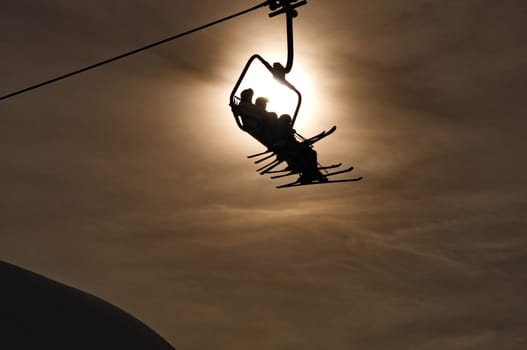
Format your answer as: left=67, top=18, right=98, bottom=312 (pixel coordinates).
left=267, top=0, right=307, bottom=74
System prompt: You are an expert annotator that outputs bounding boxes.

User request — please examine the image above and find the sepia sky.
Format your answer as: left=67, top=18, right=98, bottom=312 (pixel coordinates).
left=1, top=1, right=526, bottom=349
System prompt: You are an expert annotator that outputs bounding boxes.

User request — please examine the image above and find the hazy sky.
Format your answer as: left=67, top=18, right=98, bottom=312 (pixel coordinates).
left=1, top=1, right=526, bottom=349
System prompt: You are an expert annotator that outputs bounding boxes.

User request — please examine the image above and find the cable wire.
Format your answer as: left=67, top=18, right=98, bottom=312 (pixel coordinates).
left=0, top=1, right=269, bottom=101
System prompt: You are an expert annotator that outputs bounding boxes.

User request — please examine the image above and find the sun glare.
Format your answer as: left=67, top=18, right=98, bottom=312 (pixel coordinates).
left=234, top=58, right=318, bottom=132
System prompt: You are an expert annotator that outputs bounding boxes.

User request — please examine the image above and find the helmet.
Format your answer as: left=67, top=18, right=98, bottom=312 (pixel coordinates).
left=279, top=114, right=292, bottom=125
left=255, top=97, right=268, bottom=106
left=240, top=88, right=254, bottom=102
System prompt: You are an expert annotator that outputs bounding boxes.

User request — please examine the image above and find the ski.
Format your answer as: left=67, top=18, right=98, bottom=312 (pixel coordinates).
left=269, top=163, right=347, bottom=179
left=318, top=163, right=342, bottom=171
left=247, top=149, right=272, bottom=158
left=265, top=167, right=292, bottom=174
left=254, top=152, right=275, bottom=164
left=324, top=166, right=354, bottom=177
left=276, top=176, right=363, bottom=188
left=259, top=159, right=284, bottom=174
left=306, top=126, right=336, bottom=145
left=271, top=171, right=298, bottom=179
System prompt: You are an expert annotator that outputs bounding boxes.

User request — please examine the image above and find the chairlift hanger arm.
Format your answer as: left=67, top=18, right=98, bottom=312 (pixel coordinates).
left=267, top=0, right=307, bottom=74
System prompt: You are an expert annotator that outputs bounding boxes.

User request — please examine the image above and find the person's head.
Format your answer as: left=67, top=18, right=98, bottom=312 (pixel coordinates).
left=255, top=97, right=268, bottom=110
left=279, top=114, right=292, bottom=126
left=240, top=89, right=254, bottom=103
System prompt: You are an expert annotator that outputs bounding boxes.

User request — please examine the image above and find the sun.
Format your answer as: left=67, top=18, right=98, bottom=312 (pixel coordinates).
left=234, top=57, right=317, bottom=132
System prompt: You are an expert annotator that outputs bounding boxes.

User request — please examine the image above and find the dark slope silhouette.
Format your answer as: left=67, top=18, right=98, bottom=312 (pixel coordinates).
left=0, top=260, right=175, bottom=350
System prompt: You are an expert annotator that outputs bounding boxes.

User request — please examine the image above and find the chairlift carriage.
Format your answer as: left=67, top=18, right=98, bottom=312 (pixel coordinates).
left=229, top=0, right=362, bottom=188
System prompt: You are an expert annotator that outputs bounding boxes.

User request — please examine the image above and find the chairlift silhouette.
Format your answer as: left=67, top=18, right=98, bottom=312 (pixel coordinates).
left=229, top=0, right=362, bottom=188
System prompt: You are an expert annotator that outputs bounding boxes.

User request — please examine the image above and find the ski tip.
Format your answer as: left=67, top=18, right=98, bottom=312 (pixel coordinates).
left=276, top=182, right=299, bottom=189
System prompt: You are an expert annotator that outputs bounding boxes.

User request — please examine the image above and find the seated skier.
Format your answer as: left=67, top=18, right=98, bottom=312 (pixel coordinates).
left=235, top=89, right=280, bottom=147
left=273, top=114, right=296, bottom=146
left=269, top=114, right=326, bottom=183
left=236, top=88, right=258, bottom=130
left=253, top=96, right=279, bottom=144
